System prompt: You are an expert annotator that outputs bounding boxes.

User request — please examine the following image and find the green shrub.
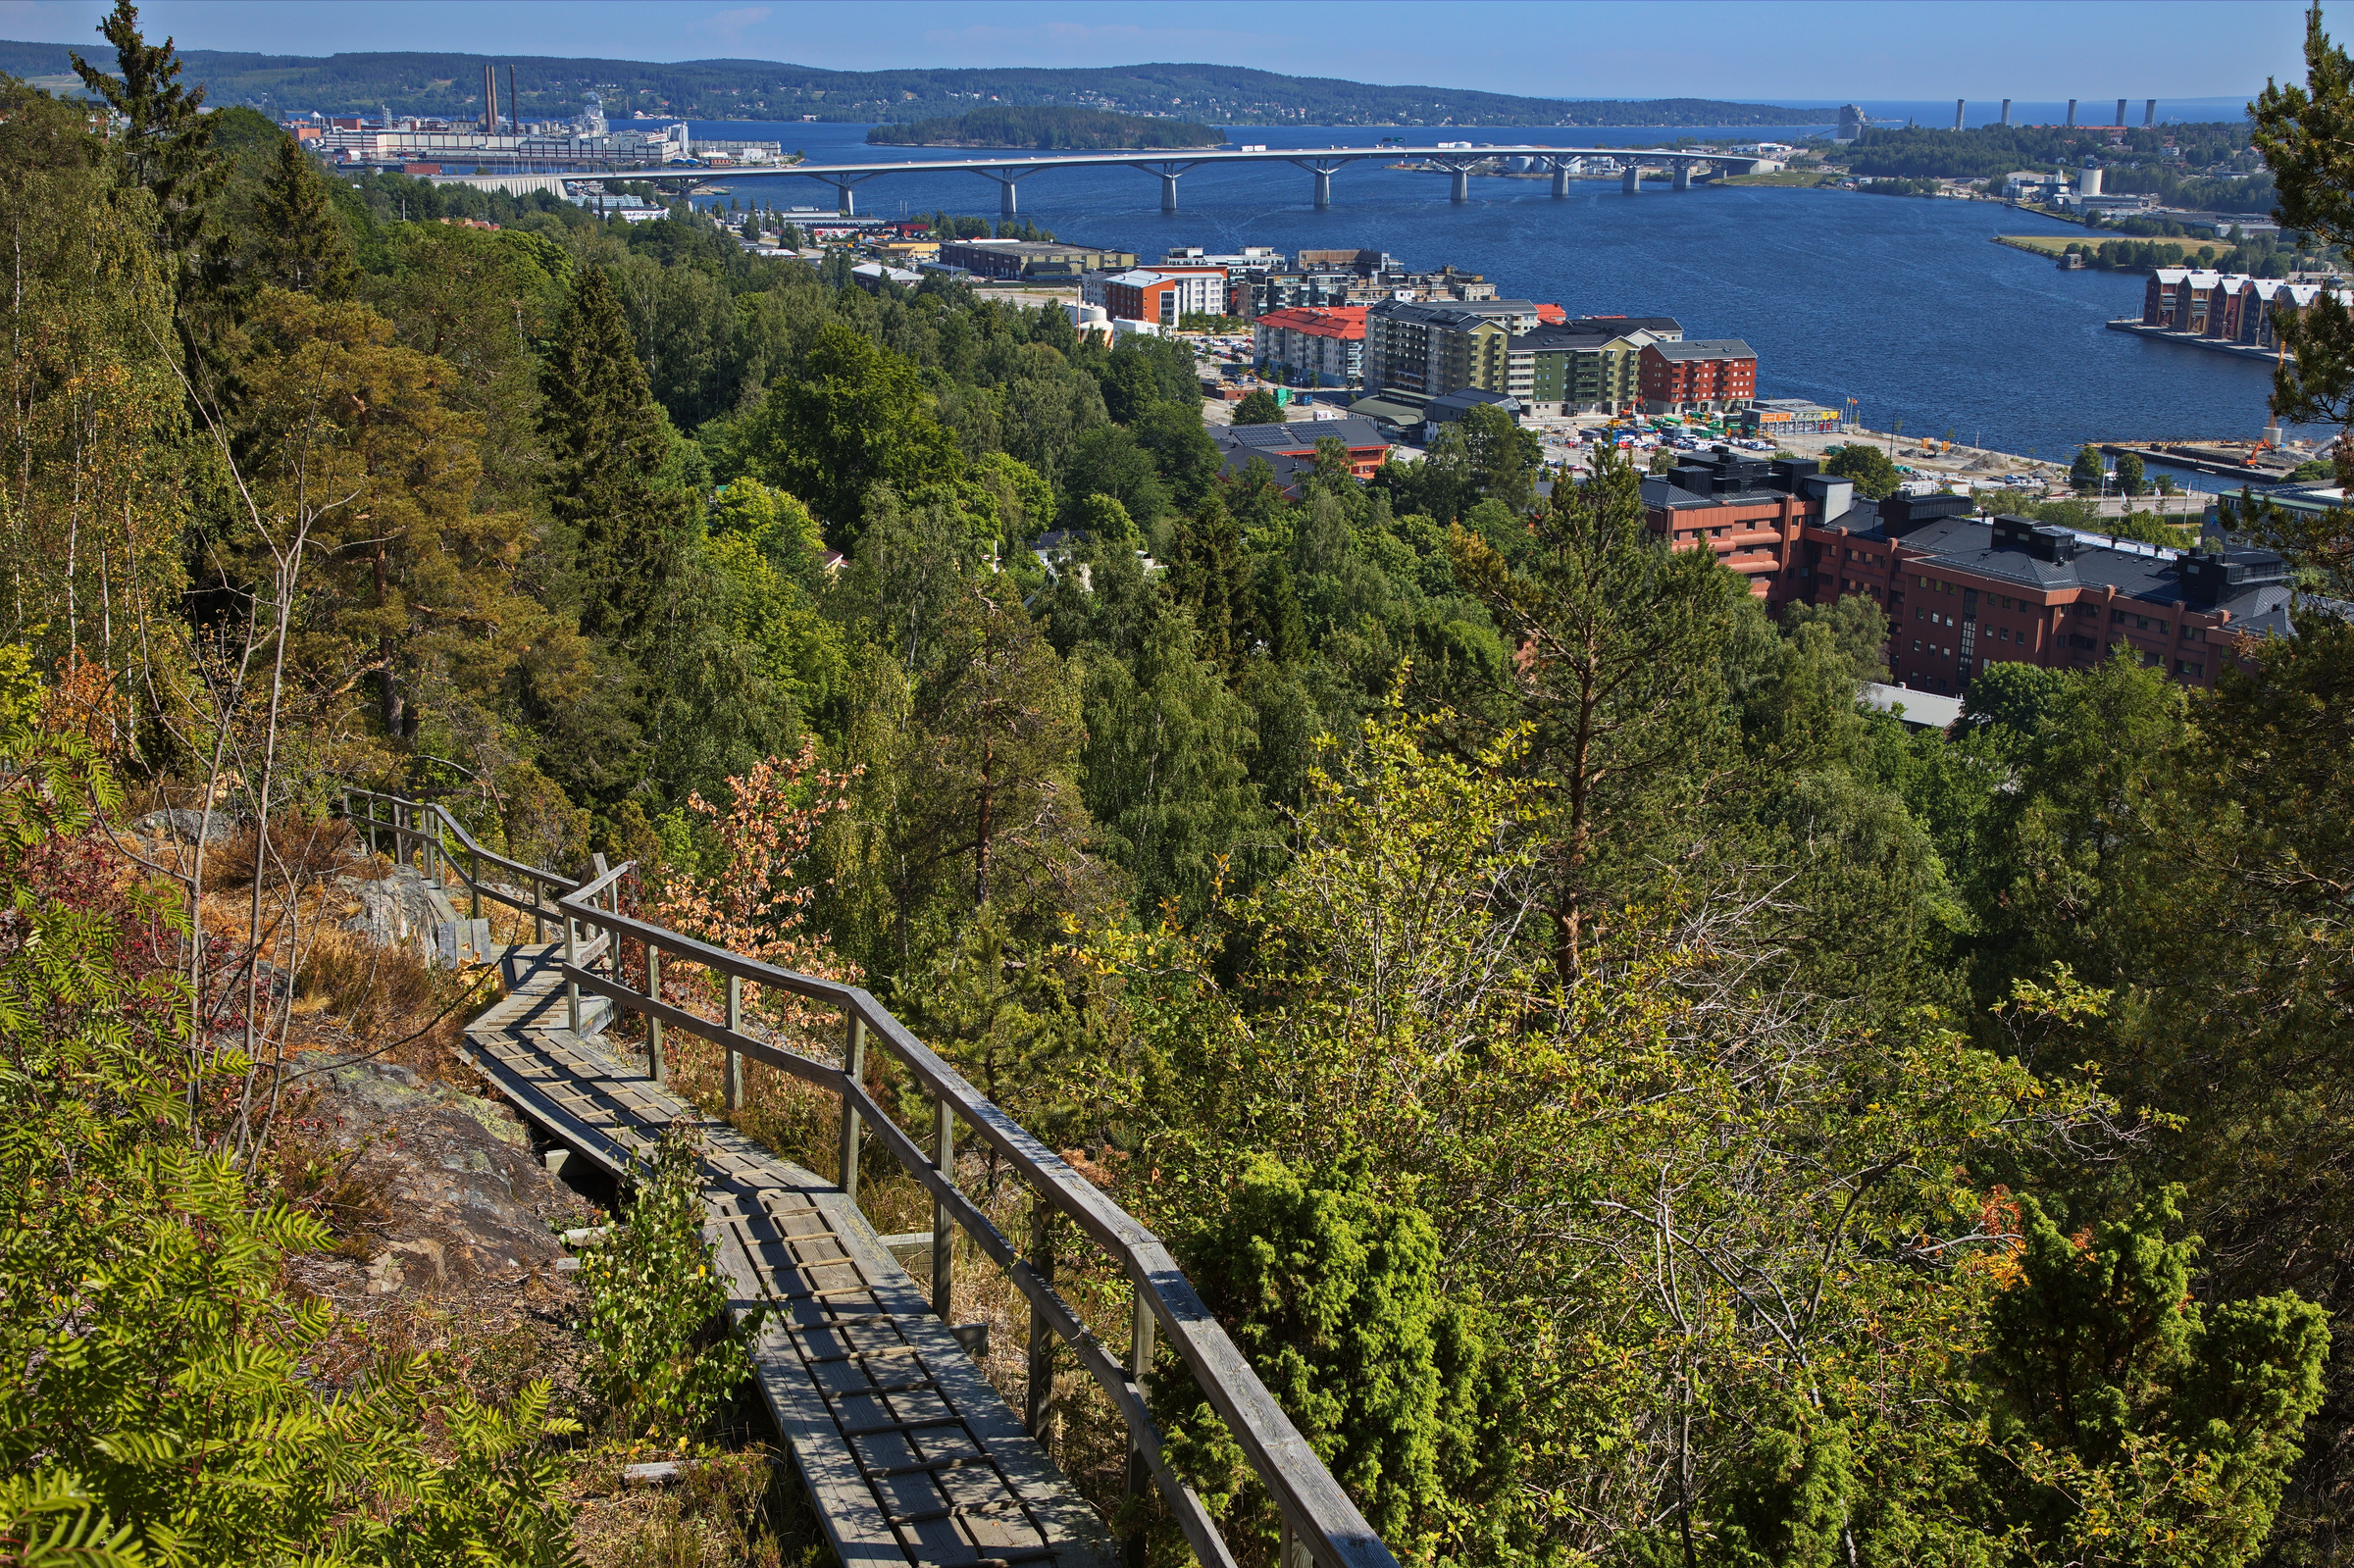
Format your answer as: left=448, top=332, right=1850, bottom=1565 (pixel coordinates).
left=580, top=1127, right=751, bottom=1439
left=1154, top=1153, right=1513, bottom=1562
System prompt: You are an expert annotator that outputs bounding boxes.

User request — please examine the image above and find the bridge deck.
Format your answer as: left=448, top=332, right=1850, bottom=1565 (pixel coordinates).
left=464, top=943, right=1114, bottom=1568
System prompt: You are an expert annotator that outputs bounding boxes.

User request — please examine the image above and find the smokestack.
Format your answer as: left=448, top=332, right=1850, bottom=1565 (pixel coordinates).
left=2145, top=98, right=2157, bottom=126
left=1955, top=98, right=1966, bottom=130
left=508, top=65, right=519, bottom=131
left=484, top=64, right=495, bottom=134
left=2117, top=98, right=2127, bottom=127
left=2067, top=98, right=2076, bottom=127
left=2001, top=98, right=2012, bottom=125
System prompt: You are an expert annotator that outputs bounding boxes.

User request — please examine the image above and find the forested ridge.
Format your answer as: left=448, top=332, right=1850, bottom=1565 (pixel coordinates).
left=867, top=107, right=1226, bottom=150
left=0, top=37, right=1819, bottom=128
left=8, top=4, right=2354, bottom=1564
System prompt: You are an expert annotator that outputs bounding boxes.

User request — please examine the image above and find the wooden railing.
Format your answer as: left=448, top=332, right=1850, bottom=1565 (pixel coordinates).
left=344, top=788, right=1402, bottom=1568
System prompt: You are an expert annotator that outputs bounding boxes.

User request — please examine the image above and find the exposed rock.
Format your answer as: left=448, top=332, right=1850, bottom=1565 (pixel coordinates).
left=135, top=808, right=238, bottom=843
left=301, top=1057, right=594, bottom=1296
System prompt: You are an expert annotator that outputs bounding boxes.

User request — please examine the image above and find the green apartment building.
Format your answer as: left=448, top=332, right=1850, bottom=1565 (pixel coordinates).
left=1366, top=299, right=1683, bottom=417
left=1511, top=317, right=1684, bottom=418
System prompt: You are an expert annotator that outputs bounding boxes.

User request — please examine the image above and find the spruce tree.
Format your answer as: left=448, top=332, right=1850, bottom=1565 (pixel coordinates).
left=1165, top=495, right=1251, bottom=679
left=70, top=0, right=221, bottom=258
left=539, top=267, right=691, bottom=646
left=252, top=133, right=358, bottom=300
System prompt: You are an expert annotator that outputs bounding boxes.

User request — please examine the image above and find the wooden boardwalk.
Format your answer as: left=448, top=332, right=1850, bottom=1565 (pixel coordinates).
left=464, top=943, right=1115, bottom=1568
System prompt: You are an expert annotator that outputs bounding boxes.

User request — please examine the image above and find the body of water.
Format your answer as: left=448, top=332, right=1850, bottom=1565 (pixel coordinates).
left=677, top=121, right=2290, bottom=467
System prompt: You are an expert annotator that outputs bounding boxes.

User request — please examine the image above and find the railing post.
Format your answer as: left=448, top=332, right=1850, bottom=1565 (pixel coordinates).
left=469, top=842, right=481, bottom=920
left=931, top=1096, right=955, bottom=1320
left=565, top=907, right=580, bottom=1035
left=1026, top=1201, right=1058, bottom=1443
left=1124, top=1290, right=1155, bottom=1567
left=725, top=973, right=742, bottom=1113
left=840, top=1016, right=865, bottom=1203
left=645, top=940, right=665, bottom=1084
left=532, top=878, right=545, bottom=945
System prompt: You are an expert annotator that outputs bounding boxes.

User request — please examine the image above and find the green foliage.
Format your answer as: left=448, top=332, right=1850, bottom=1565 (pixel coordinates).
left=1823, top=441, right=1902, bottom=499
left=1159, top=1153, right=1505, bottom=1562
left=2115, top=449, right=2145, bottom=496
left=2072, top=443, right=2109, bottom=494
left=729, top=322, right=966, bottom=540
left=251, top=128, right=357, bottom=300
left=0, top=685, right=578, bottom=1565
left=1980, top=1189, right=2328, bottom=1566
left=580, top=1128, right=750, bottom=1440
left=1231, top=389, right=1284, bottom=426
left=1078, top=605, right=1267, bottom=918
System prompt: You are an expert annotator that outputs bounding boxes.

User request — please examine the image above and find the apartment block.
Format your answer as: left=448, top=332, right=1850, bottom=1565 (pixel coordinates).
left=1253, top=305, right=1368, bottom=387
left=1364, top=297, right=1544, bottom=397
left=1638, top=339, right=1758, bottom=415
left=1643, top=450, right=2294, bottom=696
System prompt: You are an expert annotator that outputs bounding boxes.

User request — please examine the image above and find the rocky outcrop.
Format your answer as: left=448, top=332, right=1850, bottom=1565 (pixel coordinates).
left=304, top=1058, right=592, bottom=1295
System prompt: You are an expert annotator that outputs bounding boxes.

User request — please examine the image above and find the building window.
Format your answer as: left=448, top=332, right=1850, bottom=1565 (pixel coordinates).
left=2176, top=659, right=2205, bottom=677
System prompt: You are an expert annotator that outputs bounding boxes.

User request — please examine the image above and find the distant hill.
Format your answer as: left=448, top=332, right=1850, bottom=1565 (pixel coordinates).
left=870, top=107, right=1223, bottom=150
left=0, top=41, right=1822, bottom=128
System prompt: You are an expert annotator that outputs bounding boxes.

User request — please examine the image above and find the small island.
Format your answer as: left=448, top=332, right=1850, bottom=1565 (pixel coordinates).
left=867, top=106, right=1225, bottom=151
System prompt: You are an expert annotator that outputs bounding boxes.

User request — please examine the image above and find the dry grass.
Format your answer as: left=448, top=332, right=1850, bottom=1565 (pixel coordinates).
left=570, top=1448, right=834, bottom=1568
left=206, top=815, right=361, bottom=891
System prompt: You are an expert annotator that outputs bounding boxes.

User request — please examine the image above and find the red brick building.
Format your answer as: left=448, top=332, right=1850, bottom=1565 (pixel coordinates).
left=1639, top=338, right=1758, bottom=415
left=1645, top=449, right=2294, bottom=696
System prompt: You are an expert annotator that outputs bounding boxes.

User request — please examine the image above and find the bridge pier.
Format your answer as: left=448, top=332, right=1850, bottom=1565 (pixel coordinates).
left=1451, top=167, right=1469, bottom=203
left=1553, top=163, right=1569, bottom=198
left=1134, top=159, right=1203, bottom=215
left=1622, top=165, right=1641, bottom=194
left=1288, top=156, right=1356, bottom=211
left=1673, top=162, right=1692, bottom=191
left=974, top=167, right=1042, bottom=218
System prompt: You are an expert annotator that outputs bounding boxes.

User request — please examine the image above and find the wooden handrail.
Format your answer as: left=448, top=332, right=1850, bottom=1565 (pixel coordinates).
left=341, top=789, right=1399, bottom=1568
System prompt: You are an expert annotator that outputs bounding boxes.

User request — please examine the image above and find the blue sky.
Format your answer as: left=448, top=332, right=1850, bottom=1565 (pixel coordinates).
left=0, top=0, right=2311, bottom=101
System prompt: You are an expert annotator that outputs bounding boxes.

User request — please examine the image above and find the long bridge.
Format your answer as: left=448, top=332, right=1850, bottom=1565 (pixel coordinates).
left=561, top=143, right=1766, bottom=215
left=347, top=788, right=1399, bottom=1568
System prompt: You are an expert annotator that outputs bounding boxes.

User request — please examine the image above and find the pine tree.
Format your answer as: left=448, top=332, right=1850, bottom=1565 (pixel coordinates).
left=1449, top=449, right=1747, bottom=983
left=538, top=267, right=692, bottom=646
left=252, top=132, right=358, bottom=300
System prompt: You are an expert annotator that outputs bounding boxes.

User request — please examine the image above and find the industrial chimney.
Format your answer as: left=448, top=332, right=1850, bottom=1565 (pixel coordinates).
left=1955, top=98, right=1966, bottom=130
left=2067, top=99, right=2077, bottom=127
left=2145, top=98, right=2157, bottom=126
left=483, top=64, right=496, bottom=134
left=2116, top=98, right=2127, bottom=127
left=2001, top=98, right=2012, bottom=126
left=508, top=65, right=519, bottom=131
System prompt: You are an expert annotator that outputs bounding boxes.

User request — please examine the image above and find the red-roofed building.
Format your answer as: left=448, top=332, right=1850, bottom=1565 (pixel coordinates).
left=1535, top=303, right=1567, bottom=324
left=1253, top=305, right=1368, bottom=387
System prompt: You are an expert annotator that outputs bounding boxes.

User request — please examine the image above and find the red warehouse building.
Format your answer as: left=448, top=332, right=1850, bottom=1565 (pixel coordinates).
left=1645, top=447, right=2295, bottom=697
